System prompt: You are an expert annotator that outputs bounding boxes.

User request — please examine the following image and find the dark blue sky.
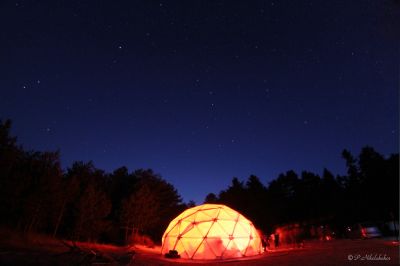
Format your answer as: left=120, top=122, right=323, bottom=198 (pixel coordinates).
left=1, top=0, right=398, bottom=203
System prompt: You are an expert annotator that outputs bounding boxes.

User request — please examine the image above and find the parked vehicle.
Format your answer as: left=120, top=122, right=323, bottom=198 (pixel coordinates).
left=346, top=222, right=382, bottom=239
left=360, top=223, right=382, bottom=239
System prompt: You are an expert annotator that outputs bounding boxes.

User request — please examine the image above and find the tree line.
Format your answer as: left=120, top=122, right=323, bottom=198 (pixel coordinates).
left=0, top=119, right=398, bottom=244
left=205, top=148, right=398, bottom=236
left=0, top=119, right=187, bottom=244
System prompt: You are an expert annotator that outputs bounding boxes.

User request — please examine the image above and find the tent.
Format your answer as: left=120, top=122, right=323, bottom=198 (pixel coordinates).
left=161, top=204, right=263, bottom=259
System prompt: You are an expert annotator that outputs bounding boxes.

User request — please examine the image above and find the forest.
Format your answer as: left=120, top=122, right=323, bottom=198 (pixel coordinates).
left=0, top=119, right=398, bottom=245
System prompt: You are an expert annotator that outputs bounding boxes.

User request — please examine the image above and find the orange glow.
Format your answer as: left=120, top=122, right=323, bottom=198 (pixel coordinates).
left=161, top=204, right=263, bottom=260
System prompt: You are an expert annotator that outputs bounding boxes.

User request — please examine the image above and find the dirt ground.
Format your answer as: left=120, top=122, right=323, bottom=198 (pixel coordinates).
left=133, top=239, right=399, bottom=266
left=0, top=234, right=398, bottom=265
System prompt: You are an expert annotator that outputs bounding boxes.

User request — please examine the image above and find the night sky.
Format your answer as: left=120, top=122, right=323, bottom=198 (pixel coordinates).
left=1, top=1, right=398, bottom=204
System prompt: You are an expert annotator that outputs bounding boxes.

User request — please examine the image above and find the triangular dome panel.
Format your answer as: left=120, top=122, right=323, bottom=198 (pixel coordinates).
left=161, top=204, right=263, bottom=260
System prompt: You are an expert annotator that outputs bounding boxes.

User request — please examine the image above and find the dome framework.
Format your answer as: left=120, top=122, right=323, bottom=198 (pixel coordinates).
left=161, top=204, right=263, bottom=260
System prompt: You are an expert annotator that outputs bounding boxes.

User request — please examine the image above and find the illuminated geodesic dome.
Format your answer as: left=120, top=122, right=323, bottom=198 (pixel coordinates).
left=161, top=204, right=263, bottom=260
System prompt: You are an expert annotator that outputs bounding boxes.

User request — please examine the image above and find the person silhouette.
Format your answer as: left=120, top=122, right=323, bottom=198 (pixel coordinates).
left=274, top=233, right=279, bottom=248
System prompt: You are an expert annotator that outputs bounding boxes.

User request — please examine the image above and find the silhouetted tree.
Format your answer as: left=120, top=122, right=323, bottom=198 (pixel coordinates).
left=120, top=182, right=160, bottom=242
left=119, top=169, right=183, bottom=242
left=186, top=200, right=196, bottom=208
left=204, top=193, right=218, bottom=203
left=0, top=119, right=26, bottom=226
left=267, top=170, right=299, bottom=224
left=219, top=177, right=246, bottom=212
left=0, top=118, right=398, bottom=243
left=320, top=168, right=342, bottom=220
left=62, top=162, right=112, bottom=241
left=244, top=175, right=267, bottom=228
left=53, top=173, right=80, bottom=237
left=73, top=181, right=111, bottom=241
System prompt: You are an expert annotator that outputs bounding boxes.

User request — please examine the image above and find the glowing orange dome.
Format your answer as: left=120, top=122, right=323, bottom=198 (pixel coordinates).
left=161, top=204, right=263, bottom=259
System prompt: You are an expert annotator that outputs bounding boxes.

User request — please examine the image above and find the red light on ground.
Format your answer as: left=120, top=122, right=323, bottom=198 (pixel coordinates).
left=361, top=228, right=367, bottom=238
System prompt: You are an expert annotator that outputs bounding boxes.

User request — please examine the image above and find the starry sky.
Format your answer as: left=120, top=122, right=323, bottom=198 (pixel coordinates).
left=0, top=0, right=398, bottom=204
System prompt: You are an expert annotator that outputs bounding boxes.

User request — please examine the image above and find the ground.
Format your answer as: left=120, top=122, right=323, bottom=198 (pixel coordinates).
left=0, top=230, right=398, bottom=265
left=133, top=239, right=399, bottom=266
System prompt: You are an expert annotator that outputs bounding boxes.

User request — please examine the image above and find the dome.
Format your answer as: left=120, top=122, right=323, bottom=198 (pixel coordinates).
left=161, top=204, right=263, bottom=260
